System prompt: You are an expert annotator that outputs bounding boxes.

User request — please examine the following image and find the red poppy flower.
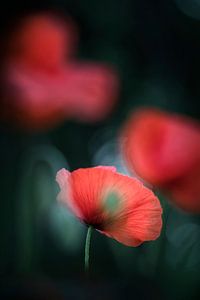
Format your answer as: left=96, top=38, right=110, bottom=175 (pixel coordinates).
left=2, top=62, right=118, bottom=130
left=6, top=12, right=77, bottom=73
left=2, top=13, right=118, bottom=130
left=60, top=63, right=118, bottom=122
left=122, top=108, right=200, bottom=212
left=56, top=166, right=162, bottom=247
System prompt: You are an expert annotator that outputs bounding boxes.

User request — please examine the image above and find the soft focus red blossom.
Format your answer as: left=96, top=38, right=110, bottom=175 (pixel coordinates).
left=5, top=13, right=78, bottom=72
left=60, top=63, right=118, bottom=122
left=122, top=108, right=200, bottom=213
left=3, top=62, right=117, bottom=130
left=56, top=166, right=162, bottom=247
left=2, top=12, right=118, bottom=130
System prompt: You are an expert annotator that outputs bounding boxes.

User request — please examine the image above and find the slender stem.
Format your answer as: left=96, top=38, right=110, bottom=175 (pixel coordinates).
left=84, top=226, right=93, bottom=273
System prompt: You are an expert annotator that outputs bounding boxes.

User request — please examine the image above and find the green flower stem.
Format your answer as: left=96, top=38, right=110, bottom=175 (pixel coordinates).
left=84, top=226, right=93, bottom=273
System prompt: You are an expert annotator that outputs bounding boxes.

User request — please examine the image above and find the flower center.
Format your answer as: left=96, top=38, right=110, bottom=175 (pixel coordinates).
left=83, top=191, right=122, bottom=230
left=103, top=191, right=121, bottom=214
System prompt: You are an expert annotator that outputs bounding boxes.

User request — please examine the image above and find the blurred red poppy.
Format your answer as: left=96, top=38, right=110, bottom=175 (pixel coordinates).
left=122, top=108, right=200, bottom=213
left=5, top=12, right=78, bottom=72
left=1, top=12, right=118, bottom=131
left=56, top=166, right=162, bottom=247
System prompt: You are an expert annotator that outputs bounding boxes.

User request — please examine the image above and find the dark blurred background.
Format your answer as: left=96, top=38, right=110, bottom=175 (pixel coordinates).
left=0, top=0, right=200, bottom=299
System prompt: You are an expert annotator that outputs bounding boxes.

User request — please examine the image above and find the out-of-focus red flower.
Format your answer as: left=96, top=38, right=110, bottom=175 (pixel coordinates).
left=60, top=63, right=118, bottom=122
left=5, top=13, right=78, bottom=72
left=3, top=62, right=118, bottom=130
left=56, top=166, right=162, bottom=247
left=122, top=108, right=200, bottom=213
left=2, top=12, right=118, bottom=131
